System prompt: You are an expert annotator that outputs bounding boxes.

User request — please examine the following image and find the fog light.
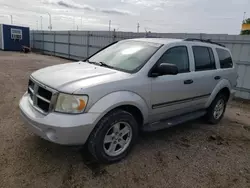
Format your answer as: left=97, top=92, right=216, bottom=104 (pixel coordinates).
left=45, top=129, right=57, bottom=142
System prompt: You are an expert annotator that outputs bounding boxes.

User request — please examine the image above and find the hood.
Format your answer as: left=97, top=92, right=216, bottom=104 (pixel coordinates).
left=31, top=62, right=120, bottom=92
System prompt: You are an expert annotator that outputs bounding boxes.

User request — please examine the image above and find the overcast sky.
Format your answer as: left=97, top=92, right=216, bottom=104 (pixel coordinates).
left=0, top=0, right=249, bottom=34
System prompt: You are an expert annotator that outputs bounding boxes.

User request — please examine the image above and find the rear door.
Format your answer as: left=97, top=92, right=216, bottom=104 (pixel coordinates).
left=188, top=45, right=220, bottom=108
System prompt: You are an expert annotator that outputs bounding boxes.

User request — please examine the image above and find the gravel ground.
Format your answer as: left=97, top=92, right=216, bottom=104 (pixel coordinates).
left=0, top=51, right=250, bottom=188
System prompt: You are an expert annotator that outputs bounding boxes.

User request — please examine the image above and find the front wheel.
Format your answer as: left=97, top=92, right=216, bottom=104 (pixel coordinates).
left=88, top=109, right=138, bottom=163
left=206, top=94, right=227, bottom=124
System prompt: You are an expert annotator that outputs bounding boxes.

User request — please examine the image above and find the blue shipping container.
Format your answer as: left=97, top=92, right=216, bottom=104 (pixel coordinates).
left=0, top=24, right=30, bottom=51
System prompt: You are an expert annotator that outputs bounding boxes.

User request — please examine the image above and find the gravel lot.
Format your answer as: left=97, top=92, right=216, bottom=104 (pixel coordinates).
left=0, top=51, right=250, bottom=188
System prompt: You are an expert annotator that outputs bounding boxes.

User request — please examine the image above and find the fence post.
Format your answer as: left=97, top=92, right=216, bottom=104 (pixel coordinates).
left=31, top=31, right=34, bottom=50
left=68, top=31, right=70, bottom=59
left=109, top=29, right=112, bottom=43
left=112, top=29, right=116, bottom=42
left=53, top=31, right=56, bottom=56
left=87, top=31, right=90, bottom=58
left=30, top=31, right=33, bottom=49
left=42, top=31, right=44, bottom=54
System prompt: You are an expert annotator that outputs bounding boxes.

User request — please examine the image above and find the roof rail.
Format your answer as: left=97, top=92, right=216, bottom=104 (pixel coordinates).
left=184, top=38, right=225, bottom=47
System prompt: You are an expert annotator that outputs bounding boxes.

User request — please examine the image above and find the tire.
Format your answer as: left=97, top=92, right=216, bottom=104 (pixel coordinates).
left=88, top=109, right=138, bottom=163
left=206, top=93, right=227, bottom=124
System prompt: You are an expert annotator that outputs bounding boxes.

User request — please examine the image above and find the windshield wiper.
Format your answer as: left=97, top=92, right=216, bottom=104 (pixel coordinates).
left=86, top=60, right=115, bottom=69
left=98, top=61, right=115, bottom=69
left=86, top=59, right=96, bottom=64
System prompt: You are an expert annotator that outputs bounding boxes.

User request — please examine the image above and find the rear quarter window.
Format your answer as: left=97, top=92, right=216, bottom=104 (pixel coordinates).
left=216, top=48, right=233, bottom=69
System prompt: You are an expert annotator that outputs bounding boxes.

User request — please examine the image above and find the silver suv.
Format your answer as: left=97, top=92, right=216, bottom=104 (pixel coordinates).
left=19, top=38, right=237, bottom=163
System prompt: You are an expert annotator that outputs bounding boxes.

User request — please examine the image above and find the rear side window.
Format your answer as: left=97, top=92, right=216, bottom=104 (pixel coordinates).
left=193, top=46, right=216, bottom=71
left=216, top=48, right=233, bottom=68
left=157, top=46, right=189, bottom=73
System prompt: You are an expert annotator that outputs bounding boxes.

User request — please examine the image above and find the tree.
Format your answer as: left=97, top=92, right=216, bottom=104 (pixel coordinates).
left=243, top=18, right=250, bottom=24
left=241, top=18, right=250, bottom=35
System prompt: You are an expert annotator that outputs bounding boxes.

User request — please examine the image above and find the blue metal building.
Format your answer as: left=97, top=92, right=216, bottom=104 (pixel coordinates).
left=0, top=24, right=30, bottom=51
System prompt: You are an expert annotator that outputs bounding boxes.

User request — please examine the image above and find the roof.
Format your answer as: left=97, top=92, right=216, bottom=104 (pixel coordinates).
left=129, top=38, right=182, bottom=44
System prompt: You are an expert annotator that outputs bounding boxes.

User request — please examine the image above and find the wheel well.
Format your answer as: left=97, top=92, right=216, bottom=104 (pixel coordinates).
left=218, top=87, right=230, bottom=101
left=115, top=105, right=144, bottom=126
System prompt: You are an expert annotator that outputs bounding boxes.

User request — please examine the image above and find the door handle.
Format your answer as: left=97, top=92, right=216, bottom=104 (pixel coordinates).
left=214, top=76, right=221, bottom=80
left=184, top=79, right=193, bottom=84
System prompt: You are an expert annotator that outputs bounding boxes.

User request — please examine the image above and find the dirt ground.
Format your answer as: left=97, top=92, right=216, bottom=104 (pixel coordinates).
left=0, top=51, right=249, bottom=188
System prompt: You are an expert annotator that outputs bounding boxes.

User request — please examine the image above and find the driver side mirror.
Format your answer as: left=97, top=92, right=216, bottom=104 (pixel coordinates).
left=150, top=63, right=178, bottom=77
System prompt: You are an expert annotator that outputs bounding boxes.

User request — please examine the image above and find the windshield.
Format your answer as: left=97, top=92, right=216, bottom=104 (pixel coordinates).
left=88, top=40, right=162, bottom=73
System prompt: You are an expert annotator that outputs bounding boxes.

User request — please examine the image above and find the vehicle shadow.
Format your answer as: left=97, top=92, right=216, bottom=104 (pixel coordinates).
left=30, top=118, right=213, bottom=177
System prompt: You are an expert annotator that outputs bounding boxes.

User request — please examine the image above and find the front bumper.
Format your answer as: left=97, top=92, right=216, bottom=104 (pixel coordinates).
left=19, top=92, right=100, bottom=145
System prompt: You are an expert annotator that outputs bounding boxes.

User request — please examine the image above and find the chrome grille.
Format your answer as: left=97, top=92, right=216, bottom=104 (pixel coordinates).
left=28, top=78, right=57, bottom=114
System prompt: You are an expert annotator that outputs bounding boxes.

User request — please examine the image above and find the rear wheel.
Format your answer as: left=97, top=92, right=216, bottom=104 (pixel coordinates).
left=206, top=94, right=227, bottom=124
left=88, top=109, right=138, bottom=163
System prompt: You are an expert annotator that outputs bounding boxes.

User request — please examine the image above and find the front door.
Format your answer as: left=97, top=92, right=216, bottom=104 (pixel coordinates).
left=149, top=45, right=199, bottom=123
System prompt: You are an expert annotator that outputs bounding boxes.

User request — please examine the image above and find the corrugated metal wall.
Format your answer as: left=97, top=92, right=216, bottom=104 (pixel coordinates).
left=30, top=31, right=250, bottom=99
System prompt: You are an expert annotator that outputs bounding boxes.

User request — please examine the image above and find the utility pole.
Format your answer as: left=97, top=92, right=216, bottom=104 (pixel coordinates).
left=73, top=17, right=75, bottom=30
left=109, top=20, right=111, bottom=32
left=10, top=15, right=13, bottom=24
left=81, top=16, right=83, bottom=30
left=137, top=23, right=140, bottom=33
left=40, top=16, right=43, bottom=30
left=243, top=12, right=246, bottom=23
left=47, top=12, right=52, bottom=31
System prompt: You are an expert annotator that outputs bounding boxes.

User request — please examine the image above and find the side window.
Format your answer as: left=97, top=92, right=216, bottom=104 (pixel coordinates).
left=157, top=46, right=189, bottom=73
left=216, top=48, right=233, bottom=68
left=192, top=46, right=216, bottom=71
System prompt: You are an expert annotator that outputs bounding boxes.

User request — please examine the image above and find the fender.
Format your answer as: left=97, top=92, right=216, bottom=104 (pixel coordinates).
left=205, top=79, right=232, bottom=108
left=88, top=91, right=149, bottom=124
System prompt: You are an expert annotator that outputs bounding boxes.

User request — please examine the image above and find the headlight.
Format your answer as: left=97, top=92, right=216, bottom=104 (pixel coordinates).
left=55, top=93, right=88, bottom=114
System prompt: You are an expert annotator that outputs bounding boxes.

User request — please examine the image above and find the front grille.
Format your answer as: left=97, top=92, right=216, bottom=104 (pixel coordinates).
left=38, top=87, right=52, bottom=101
left=37, top=98, right=50, bottom=112
left=28, top=78, right=56, bottom=113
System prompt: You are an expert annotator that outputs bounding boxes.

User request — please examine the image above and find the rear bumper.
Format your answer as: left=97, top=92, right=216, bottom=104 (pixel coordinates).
left=19, top=92, right=100, bottom=145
